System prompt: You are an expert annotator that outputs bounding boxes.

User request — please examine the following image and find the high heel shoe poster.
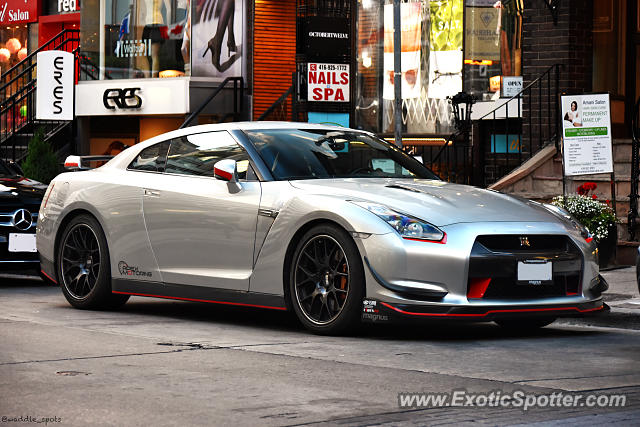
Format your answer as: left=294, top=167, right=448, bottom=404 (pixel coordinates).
left=192, top=0, right=244, bottom=78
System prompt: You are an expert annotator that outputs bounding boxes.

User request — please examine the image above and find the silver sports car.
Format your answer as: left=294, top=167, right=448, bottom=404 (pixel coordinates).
left=36, top=122, right=608, bottom=334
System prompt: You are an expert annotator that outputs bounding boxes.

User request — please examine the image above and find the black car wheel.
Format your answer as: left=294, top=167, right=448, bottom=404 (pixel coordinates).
left=289, top=224, right=364, bottom=335
left=57, top=214, right=129, bottom=309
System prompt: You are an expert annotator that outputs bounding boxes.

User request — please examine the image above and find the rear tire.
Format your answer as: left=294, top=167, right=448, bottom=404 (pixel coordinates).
left=288, top=224, right=364, bottom=335
left=495, top=317, right=556, bottom=331
left=57, top=214, right=129, bottom=309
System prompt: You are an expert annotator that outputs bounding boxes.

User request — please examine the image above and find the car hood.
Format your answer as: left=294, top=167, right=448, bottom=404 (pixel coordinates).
left=0, top=176, right=46, bottom=206
left=289, top=178, right=557, bottom=226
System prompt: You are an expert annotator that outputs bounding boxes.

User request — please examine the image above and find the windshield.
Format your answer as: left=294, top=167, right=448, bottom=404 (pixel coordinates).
left=244, top=129, right=439, bottom=181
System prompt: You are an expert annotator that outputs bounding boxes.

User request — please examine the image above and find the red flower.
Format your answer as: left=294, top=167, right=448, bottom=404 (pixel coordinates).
left=592, top=194, right=598, bottom=199
left=577, top=182, right=598, bottom=196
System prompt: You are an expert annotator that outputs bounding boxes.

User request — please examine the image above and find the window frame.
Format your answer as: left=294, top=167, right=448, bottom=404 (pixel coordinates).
left=126, top=140, right=171, bottom=173
left=127, top=131, right=263, bottom=182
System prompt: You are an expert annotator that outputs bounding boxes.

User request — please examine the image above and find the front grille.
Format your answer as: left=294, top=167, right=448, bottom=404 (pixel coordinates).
left=0, top=209, right=38, bottom=231
left=468, top=235, right=583, bottom=300
left=482, top=275, right=580, bottom=299
left=476, top=235, right=572, bottom=252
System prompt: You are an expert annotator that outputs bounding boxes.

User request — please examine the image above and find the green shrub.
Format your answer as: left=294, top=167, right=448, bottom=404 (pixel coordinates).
left=21, top=128, right=60, bottom=184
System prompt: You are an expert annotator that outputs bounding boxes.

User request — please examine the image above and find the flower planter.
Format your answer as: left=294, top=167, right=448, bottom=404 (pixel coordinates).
left=597, top=224, right=618, bottom=268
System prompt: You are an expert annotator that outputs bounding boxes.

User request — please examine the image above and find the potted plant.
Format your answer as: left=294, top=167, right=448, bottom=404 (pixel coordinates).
left=21, top=127, right=60, bottom=184
left=552, top=182, right=618, bottom=268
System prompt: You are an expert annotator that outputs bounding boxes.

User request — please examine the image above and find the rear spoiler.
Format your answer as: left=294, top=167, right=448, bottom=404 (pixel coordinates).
left=64, top=155, right=115, bottom=171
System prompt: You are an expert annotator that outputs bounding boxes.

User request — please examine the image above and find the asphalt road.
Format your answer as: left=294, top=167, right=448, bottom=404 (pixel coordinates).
left=1, top=277, right=639, bottom=426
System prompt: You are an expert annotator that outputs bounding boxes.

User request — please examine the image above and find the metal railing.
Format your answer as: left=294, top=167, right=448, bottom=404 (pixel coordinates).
left=0, top=29, right=81, bottom=161
left=400, top=135, right=473, bottom=185
left=180, top=77, right=244, bottom=129
left=257, top=72, right=299, bottom=122
left=477, top=63, right=562, bottom=187
left=628, top=96, right=640, bottom=240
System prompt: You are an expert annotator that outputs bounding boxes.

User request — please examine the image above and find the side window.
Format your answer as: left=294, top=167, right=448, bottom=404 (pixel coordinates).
left=164, top=131, right=253, bottom=180
left=128, top=141, right=170, bottom=172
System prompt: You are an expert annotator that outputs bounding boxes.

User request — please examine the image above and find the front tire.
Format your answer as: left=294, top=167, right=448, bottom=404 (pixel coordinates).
left=57, top=214, right=129, bottom=309
left=289, top=224, right=365, bottom=335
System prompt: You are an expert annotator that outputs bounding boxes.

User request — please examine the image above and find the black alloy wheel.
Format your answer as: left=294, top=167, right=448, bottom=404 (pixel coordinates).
left=57, top=214, right=129, bottom=309
left=289, top=224, right=364, bottom=334
left=61, top=223, right=100, bottom=299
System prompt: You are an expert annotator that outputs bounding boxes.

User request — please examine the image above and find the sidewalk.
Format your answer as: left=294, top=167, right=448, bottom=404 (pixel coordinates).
left=560, top=266, right=640, bottom=330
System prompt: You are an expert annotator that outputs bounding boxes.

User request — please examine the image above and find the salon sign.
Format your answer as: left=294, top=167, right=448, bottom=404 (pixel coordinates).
left=561, top=93, right=613, bottom=176
left=307, top=63, right=350, bottom=102
left=0, top=0, right=37, bottom=25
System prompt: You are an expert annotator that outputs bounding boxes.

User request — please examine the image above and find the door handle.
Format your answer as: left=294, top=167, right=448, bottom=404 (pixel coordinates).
left=143, top=188, right=161, bottom=197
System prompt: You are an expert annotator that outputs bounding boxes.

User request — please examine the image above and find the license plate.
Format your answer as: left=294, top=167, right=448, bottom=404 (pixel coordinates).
left=8, top=233, right=37, bottom=253
left=517, top=260, right=552, bottom=285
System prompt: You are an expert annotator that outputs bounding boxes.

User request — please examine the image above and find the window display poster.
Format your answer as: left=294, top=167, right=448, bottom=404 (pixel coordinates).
left=382, top=2, right=422, bottom=100
left=464, top=6, right=500, bottom=61
left=192, top=0, right=244, bottom=78
left=428, top=0, right=463, bottom=99
left=561, top=93, right=613, bottom=176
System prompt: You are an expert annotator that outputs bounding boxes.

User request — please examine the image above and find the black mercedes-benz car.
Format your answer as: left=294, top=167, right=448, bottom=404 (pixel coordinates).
left=0, top=160, right=46, bottom=275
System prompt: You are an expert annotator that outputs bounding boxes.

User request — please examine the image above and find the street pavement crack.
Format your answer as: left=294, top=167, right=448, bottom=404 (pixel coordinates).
left=0, top=346, right=220, bottom=366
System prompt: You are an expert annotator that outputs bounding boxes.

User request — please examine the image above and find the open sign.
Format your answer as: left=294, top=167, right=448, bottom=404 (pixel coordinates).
left=307, top=63, right=350, bottom=102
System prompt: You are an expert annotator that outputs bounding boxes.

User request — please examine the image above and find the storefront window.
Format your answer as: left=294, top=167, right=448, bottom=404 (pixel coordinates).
left=356, top=0, right=461, bottom=135
left=463, top=0, right=522, bottom=100
left=0, top=25, right=29, bottom=70
left=81, top=0, right=190, bottom=80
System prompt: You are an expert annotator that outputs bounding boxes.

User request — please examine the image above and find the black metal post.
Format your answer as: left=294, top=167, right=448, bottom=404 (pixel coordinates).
left=292, top=72, right=297, bottom=122
left=393, top=0, right=402, bottom=147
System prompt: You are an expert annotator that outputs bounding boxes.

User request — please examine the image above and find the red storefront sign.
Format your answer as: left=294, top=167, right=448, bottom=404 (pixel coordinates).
left=0, top=0, right=38, bottom=26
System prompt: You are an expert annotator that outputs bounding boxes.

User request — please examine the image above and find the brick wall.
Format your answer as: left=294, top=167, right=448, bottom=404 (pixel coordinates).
left=523, top=0, right=593, bottom=94
left=521, top=0, right=593, bottom=149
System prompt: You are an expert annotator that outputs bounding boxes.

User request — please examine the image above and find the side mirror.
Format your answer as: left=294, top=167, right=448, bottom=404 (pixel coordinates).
left=213, top=159, right=238, bottom=183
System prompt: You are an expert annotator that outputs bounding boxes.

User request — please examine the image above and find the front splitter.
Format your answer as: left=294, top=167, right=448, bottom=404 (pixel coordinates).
left=361, top=298, right=608, bottom=323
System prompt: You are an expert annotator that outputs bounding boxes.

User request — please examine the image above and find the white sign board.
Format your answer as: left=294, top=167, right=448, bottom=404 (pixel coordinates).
left=502, top=76, right=523, bottom=98
left=36, top=51, right=74, bottom=121
left=75, top=78, right=190, bottom=116
left=307, top=63, right=349, bottom=102
left=561, top=93, right=613, bottom=176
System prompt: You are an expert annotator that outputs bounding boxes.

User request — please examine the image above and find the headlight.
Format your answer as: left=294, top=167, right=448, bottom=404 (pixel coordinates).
left=543, top=203, right=593, bottom=242
left=351, top=201, right=445, bottom=242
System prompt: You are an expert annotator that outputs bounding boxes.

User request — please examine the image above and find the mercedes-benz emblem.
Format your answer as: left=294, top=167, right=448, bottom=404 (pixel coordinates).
left=12, top=209, right=32, bottom=231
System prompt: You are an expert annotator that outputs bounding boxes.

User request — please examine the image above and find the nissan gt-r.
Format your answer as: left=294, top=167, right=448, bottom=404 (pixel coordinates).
left=36, top=122, right=608, bottom=334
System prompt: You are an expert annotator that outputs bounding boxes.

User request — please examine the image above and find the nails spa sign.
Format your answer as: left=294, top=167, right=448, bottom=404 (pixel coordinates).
left=307, top=63, right=350, bottom=103
left=0, top=0, right=37, bottom=25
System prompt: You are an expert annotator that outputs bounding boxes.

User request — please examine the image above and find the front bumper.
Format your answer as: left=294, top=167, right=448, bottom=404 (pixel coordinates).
left=0, top=234, right=39, bottom=273
left=358, top=222, right=604, bottom=323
